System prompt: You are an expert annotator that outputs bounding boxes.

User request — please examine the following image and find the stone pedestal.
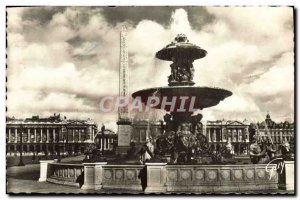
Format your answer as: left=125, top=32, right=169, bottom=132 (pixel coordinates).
left=81, top=162, right=107, bottom=190
left=38, top=160, right=56, bottom=182
left=144, top=163, right=167, bottom=193
left=116, top=120, right=132, bottom=155
left=279, top=161, right=294, bottom=191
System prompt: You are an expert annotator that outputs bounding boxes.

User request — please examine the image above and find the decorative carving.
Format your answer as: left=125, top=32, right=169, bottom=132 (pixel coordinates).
left=126, top=170, right=135, bottom=180
left=195, top=170, right=204, bottom=180
left=59, top=169, right=63, bottom=176
left=64, top=169, right=68, bottom=177
left=115, top=170, right=123, bottom=179
left=167, top=170, right=177, bottom=181
left=207, top=170, right=217, bottom=181
left=181, top=170, right=191, bottom=180
left=104, top=170, right=112, bottom=179
left=221, top=170, right=230, bottom=180
left=233, top=170, right=243, bottom=180
left=257, top=170, right=265, bottom=179
left=69, top=169, right=75, bottom=177
left=245, top=170, right=254, bottom=179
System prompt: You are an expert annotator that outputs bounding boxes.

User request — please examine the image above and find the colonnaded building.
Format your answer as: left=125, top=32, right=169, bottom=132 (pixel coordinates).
left=205, top=120, right=250, bottom=156
left=6, top=113, right=294, bottom=156
left=120, top=114, right=294, bottom=156
left=6, top=114, right=116, bottom=156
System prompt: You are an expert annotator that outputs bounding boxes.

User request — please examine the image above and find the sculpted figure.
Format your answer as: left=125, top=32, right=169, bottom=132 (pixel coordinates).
left=249, top=136, right=270, bottom=164
left=279, top=141, right=293, bottom=161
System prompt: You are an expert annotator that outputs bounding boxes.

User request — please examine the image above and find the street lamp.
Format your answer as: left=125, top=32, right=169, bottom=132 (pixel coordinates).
left=101, top=124, right=105, bottom=155
left=18, top=124, right=25, bottom=166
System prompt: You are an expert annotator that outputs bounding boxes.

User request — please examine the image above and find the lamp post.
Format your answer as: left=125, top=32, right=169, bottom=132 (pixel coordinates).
left=56, top=128, right=61, bottom=162
left=101, top=124, right=105, bottom=155
left=18, top=124, right=25, bottom=166
left=66, top=126, right=69, bottom=157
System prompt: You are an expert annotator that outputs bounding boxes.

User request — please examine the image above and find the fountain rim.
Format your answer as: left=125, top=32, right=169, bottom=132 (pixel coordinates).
left=132, top=85, right=233, bottom=97
left=155, top=42, right=208, bottom=61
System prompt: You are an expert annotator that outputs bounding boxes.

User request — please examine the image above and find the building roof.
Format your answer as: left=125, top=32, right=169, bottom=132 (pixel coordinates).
left=206, top=120, right=250, bottom=126
left=6, top=114, right=97, bottom=126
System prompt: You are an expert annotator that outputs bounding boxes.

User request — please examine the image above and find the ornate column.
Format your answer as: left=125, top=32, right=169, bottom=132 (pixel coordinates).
left=222, top=128, right=226, bottom=142
left=46, top=128, right=49, bottom=143
left=208, top=128, right=211, bottom=142
left=91, top=128, right=94, bottom=140
left=34, top=128, right=37, bottom=143
left=27, top=128, right=30, bottom=143
left=40, top=128, right=43, bottom=142
left=53, top=129, right=56, bottom=143
left=79, top=129, right=81, bottom=142
left=104, top=137, right=106, bottom=150
left=8, top=128, right=11, bottom=143
left=59, top=128, right=62, bottom=142
left=72, top=129, right=75, bottom=142
left=15, top=128, right=17, bottom=143
left=213, top=128, right=216, bottom=142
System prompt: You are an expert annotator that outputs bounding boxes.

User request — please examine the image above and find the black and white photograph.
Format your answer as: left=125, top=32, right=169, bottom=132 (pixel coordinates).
left=5, top=6, right=295, bottom=195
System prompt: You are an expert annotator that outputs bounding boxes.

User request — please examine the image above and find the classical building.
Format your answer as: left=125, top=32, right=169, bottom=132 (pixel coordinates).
left=250, top=114, right=294, bottom=151
left=204, top=120, right=250, bottom=156
left=94, top=129, right=118, bottom=152
left=6, top=114, right=98, bottom=156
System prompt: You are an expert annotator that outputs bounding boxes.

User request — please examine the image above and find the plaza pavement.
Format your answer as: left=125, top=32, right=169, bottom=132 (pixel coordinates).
left=7, top=156, right=90, bottom=194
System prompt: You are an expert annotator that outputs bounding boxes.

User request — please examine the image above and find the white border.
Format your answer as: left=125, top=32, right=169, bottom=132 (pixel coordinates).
left=0, top=1, right=298, bottom=199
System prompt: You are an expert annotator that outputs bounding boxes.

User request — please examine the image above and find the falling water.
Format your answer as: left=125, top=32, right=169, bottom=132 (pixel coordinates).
left=263, top=120, right=273, bottom=144
left=145, top=88, right=161, bottom=139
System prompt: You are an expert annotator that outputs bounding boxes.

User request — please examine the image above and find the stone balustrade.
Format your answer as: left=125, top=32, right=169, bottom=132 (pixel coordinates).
left=39, top=161, right=293, bottom=193
left=46, top=162, right=84, bottom=187
left=165, top=164, right=278, bottom=192
left=102, top=165, right=144, bottom=191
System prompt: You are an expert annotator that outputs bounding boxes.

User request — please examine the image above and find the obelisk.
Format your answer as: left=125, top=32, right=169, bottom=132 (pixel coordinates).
left=116, top=26, right=132, bottom=155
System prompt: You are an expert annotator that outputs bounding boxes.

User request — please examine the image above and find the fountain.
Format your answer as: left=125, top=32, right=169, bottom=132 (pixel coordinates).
left=40, top=34, right=283, bottom=193
left=132, top=34, right=232, bottom=164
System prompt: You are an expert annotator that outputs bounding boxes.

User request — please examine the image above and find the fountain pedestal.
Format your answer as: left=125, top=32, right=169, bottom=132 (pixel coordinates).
left=116, top=119, right=132, bottom=155
left=81, top=162, right=107, bottom=190
left=144, top=163, right=167, bottom=193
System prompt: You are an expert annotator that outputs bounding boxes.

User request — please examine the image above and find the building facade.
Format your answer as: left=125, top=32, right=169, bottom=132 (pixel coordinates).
left=252, top=114, right=294, bottom=151
left=6, top=114, right=98, bottom=156
left=204, top=120, right=250, bottom=156
left=94, top=129, right=118, bottom=152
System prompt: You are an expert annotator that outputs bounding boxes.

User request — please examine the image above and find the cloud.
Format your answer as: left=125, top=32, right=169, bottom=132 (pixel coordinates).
left=6, top=7, right=294, bottom=131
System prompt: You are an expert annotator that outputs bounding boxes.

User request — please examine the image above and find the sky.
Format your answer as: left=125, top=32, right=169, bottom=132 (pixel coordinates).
left=6, top=6, right=294, bottom=131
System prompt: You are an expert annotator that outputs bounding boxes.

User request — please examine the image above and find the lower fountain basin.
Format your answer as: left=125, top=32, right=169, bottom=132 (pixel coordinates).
left=132, top=86, right=232, bottom=112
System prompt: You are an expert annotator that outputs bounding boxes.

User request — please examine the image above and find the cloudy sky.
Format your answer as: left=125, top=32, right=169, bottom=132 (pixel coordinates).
left=6, top=6, right=294, bottom=131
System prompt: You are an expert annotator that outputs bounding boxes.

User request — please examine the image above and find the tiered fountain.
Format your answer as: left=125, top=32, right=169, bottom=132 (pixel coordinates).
left=40, top=34, right=281, bottom=193
left=132, top=34, right=232, bottom=164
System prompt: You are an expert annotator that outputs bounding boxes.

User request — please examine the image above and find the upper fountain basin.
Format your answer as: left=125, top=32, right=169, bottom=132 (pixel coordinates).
left=156, top=42, right=207, bottom=61
left=132, top=86, right=232, bottom=112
